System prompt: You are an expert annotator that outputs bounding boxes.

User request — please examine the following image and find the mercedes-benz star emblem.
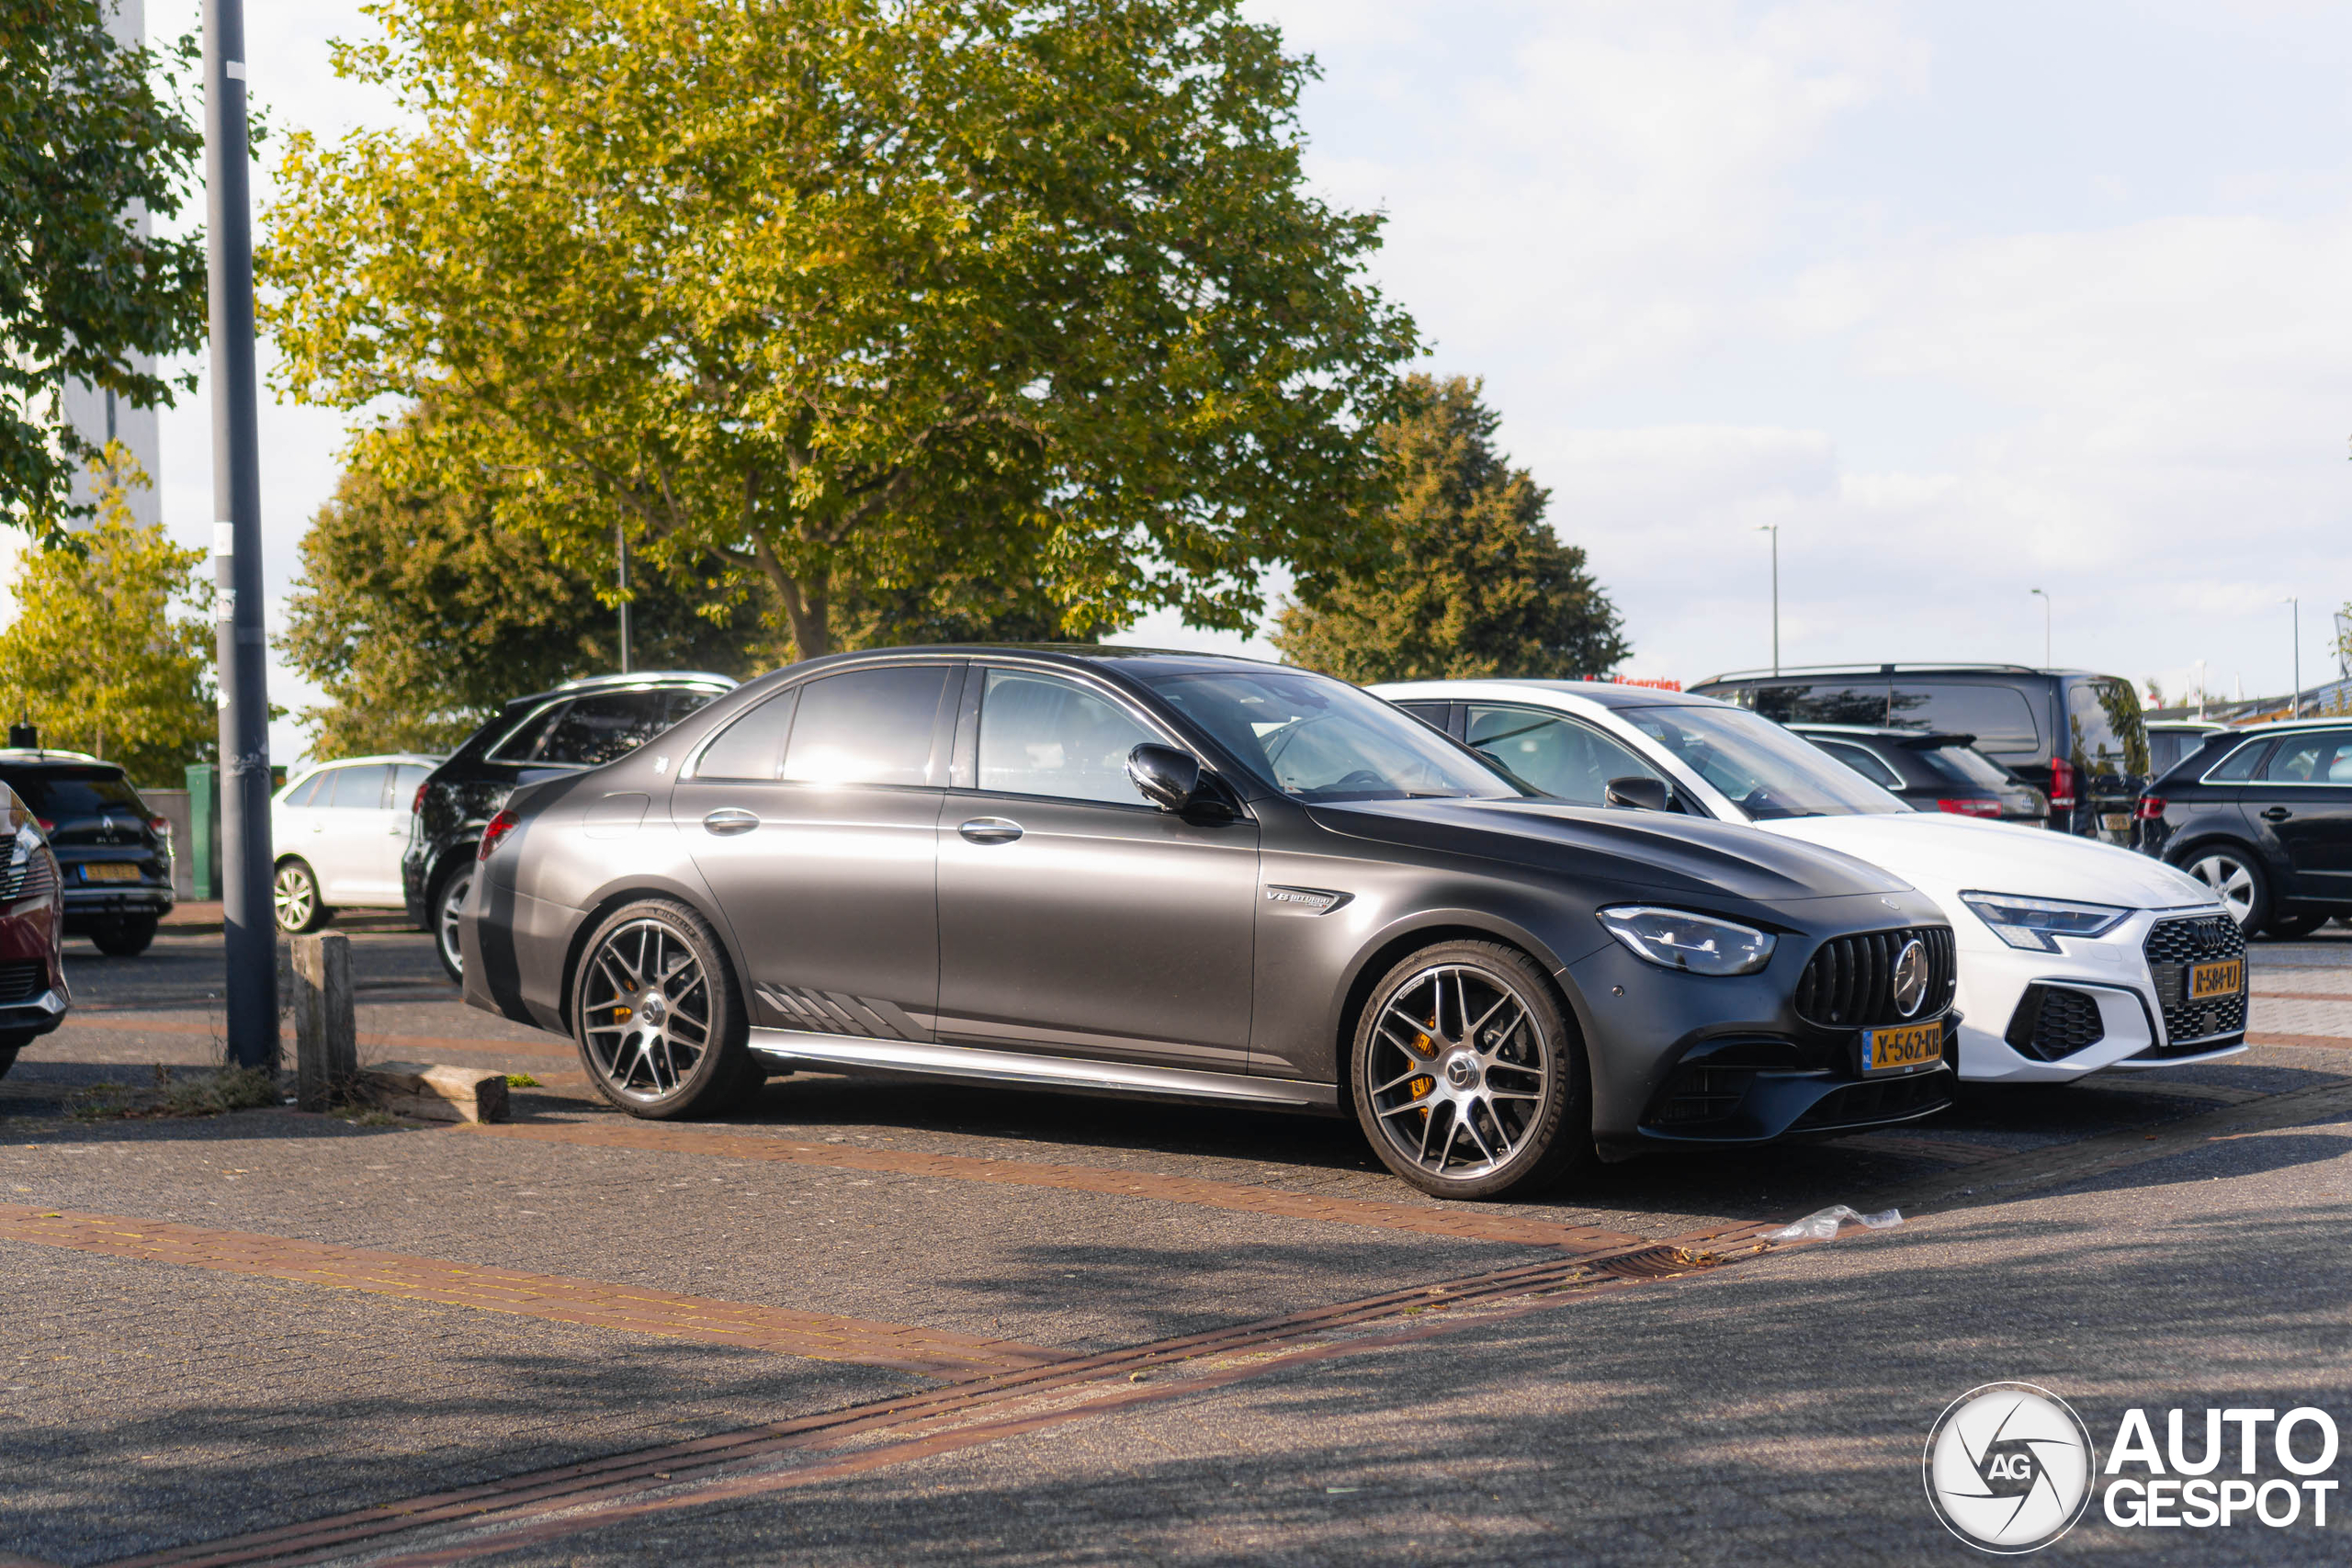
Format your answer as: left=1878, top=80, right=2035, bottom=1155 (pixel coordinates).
left=1892, top=938, right=1930, bottom=1018
left=1924, top=1382, right=2096, bottom=1553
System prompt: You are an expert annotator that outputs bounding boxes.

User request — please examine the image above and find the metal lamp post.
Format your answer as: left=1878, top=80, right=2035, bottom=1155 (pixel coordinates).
left=2030, top=588, right=2051, bottom=668
left=1755, top=524, right=1780, bottom=676
left=204, top=0, right=277, bottom=1069
left=2285, top=596, right=2301, bottom=717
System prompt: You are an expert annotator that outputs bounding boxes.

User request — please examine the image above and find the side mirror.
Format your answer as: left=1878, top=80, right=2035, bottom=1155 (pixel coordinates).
left=1605, top=775, right=1670, bottom=812
left=1127, top=744, right=1203, bottom=812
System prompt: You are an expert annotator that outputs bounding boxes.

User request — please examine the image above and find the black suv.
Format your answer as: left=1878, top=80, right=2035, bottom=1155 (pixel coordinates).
left=2141, top=718, right=2352, bottom=938
left=1691, top=663, right=2147, bottom=842
left=405, top=672, right=735, bottom=979
left=0, top=749, right=175, bottom=955
left=1786, top=724, right=2046, bottom=822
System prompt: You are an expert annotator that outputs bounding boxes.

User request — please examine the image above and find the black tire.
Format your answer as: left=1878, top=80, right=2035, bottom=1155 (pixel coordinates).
left=430, top=859, right=475, bottom=984
left=273, top=859, right=330, bottom=934
left=89, top=915, right=157, bottom=958
left=0, top=1033, right=26, bottom=1080
left=2177, top=846, right=2268, bottom=934
left=2264, top=910, right=2327, bottom=941
left=1349, top=939, right=1591, bottom=1201
left=570, top=897, right=752, bottom=1120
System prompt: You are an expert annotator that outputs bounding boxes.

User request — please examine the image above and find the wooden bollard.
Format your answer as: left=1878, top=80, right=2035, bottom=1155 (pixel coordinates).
left=290, top=931, right=357, bottom=1111
left=358, top=1061, right=510, bottom=1124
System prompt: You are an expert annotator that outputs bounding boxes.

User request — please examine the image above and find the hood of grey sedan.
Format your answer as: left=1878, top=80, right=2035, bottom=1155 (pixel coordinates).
left=1306, top=797, right=1915, bottom=903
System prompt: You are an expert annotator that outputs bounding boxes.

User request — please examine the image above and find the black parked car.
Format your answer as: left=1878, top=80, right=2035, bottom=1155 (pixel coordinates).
left=460, top=646, right=1960, bottom=1200
left=1786, top=724, right=2045, bottom=823
left=1692, top=663, right=2148, bottom=843
left=404, top=672, right=735, bottom=980
left=2141, top=717, right=2352, bottom=938
left=0, top=749, right=173, bottom=956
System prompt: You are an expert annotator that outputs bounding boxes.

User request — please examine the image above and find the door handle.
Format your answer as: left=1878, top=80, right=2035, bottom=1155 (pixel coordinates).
left=958, top=818, right=1023, bottom=844
left=702, top=808, right=761, bottom=836
left=2262, top=807, right=2292, bottom=822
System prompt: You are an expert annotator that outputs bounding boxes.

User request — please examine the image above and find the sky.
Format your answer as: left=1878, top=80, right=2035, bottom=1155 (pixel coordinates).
left=74, top=1, right=2352, bottom=761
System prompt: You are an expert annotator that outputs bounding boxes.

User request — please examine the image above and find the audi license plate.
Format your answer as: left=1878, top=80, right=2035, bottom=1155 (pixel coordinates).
left=1863, top=1021, right=1944, bottom=1076
left=2189, top=958, right=2245, bottom=1001
left=82, top=863, right=141, bottom=884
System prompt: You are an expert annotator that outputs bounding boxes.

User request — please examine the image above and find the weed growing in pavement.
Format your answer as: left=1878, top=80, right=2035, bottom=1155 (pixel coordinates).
left=67, top=1066, right=282, bottom=1122
left=504, top=1073, right=540, bottom=1089
left=329, top=1105, right=401, bottom=1127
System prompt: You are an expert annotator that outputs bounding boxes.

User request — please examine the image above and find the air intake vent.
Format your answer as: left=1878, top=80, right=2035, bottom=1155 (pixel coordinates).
left=0, top=959, right=47, bottom=1004
left=1792, top=927, right=1957, bottom=1028
left=2004, top=985, right=2106, bottom=1062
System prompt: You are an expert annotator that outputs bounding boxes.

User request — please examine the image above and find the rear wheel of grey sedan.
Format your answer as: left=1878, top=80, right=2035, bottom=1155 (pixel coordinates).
left=571, top=898, right=753, bottom=1120
left=1350, top=941, right=1589, bottom=1201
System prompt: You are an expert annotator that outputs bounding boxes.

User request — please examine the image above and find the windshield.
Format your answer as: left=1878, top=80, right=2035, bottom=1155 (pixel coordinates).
left=1619, top=706, right=1908, bottom=819
left=1141, top=670, right=1523, bottom=803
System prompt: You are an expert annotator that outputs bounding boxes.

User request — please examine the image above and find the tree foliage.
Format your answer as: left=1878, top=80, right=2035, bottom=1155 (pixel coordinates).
left=259, top=0, right=1417, bottom=660
left=1273, top=376, right=1631, bottom=683
left=0, top=449, right=214, bottom=784
left=1, top=2, right=207, bottom=539
left=279, top=413, right=774, bottom=759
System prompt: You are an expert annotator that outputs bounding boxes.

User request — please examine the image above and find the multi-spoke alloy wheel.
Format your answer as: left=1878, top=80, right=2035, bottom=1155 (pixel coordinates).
left=273, top=860, right=324, bottom=934
left=1351, top=941, right=1585, bottom=1199
left=570, top=899, right=752, bottom=1119
left=432, top=866, right=474, bottom=982
left=2186, top=851, right=2265, bottom=932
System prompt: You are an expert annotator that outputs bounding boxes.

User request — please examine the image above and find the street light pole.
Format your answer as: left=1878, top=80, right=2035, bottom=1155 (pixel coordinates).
left=2030, top=588, right=2051, bottom=667
left=2286, top=596, right=2301, bottom=717
left=203, top=0, right=276, bottom=1070
left=1755, top=525, right=1779, bottom=676
left=616, top=523, right=631, bottom=674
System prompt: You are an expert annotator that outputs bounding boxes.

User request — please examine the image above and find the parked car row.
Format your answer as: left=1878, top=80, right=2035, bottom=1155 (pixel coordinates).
left=438, top=646, right=2245, bottom=1201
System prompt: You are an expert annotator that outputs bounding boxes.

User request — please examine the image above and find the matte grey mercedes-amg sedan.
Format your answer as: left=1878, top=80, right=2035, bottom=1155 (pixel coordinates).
left=460, top=647, right=1959, bottom=1199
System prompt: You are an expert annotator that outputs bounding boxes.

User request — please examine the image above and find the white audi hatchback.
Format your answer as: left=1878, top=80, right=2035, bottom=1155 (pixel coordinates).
left=1374, top=680, right=2246, bottom=1082
left=271, top=753, right=443, bottom=932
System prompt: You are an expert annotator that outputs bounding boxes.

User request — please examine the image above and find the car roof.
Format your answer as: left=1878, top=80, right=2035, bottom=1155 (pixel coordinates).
left=290, top=753, right=446, bottom=771
left=2222, top=716, right=2352, bottom=738
left=1690, top=663, right=2097, bottom=682
left=1784, top=723, right=1979, bottom=747
left=503, top=669, right=742, bottom=711
left=1368, top=677, right=1731, bottom=713
left=2144, top=719, right=2229, bottom=733
left=748, top=644, right=1293, bottom=687
left=0, top=749, right=118, bottom=770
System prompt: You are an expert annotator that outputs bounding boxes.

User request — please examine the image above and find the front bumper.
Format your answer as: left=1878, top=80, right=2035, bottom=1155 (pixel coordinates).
left=0, top=986, right=70, bottom=1039
left=1947, top=907, right=2245, bottom=1081
left=1563, top=931, right=1957, bottom=1157
left=61, top=886, right=174, bottom=919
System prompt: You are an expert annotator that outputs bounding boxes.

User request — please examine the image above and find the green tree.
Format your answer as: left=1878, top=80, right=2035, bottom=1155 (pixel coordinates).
left=1273, top=376, right=1631, bottom=682
left=0, top=448, right=214, bottom=784
left=259, top=0, right=1416, bottom=661
left=1, top=2, right=207, bottom=538
left=279, top=415, right=774, bottom=758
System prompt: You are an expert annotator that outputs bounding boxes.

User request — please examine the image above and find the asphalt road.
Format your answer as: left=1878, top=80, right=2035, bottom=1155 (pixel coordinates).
left=4, top=917, right=2348, bottom=1565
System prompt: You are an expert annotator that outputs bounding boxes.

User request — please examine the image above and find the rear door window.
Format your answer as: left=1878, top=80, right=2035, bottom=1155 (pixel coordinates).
left=695, top=691, right=800, bottom=782
left=328, top=764, right=390, bottom=809
left=282, top=773, right=326, bottom=807
left=2205, top=739, right=2272, bottom=782
left=1889, top=684, right=2044, bottom=755
left=488, top=703, right=567, bottom=763
left=1740, top=682, right=1894, bottom=726
left=2261, top=730, right=2352, bottom=784
left=782, top=666, right=951, bottom=787
left=391, top=763, right=433, bottom=809
left=1464, top=705, right=1664, bottom=806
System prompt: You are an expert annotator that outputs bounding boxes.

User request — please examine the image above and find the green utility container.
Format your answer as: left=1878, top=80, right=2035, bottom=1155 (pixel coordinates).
left=185, top=763, right=220, bottom=899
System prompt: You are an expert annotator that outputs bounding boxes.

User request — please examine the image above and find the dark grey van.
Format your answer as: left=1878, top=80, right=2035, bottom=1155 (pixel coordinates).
left=1688, top=664, right=2150, bottom=843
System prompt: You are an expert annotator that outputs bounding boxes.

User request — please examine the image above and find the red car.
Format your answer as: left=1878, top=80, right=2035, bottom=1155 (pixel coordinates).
left=0, top=782, right=69, bottom=1079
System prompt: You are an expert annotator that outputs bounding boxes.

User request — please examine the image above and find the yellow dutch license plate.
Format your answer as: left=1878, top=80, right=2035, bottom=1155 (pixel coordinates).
left=1864, top=1021, right=1945, bottom=1075
left=82, top=863, right=142, bottom=884
left=2189, top=958, right=2244, bottom=1001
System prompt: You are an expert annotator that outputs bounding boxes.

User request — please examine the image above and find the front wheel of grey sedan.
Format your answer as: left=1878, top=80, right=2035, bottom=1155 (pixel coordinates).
left=571, top=898, right=754, bottom=1120
left=1350, top=941, right=1590, bottom=1201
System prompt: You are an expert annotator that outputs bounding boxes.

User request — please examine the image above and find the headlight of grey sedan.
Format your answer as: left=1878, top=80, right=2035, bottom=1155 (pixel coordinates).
left=1597, top=906, right=1777, bottom=976
left=1958, top=891, right=2130, bottom=952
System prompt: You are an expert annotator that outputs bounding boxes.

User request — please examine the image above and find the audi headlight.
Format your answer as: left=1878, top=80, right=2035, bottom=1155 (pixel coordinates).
left=1959, top=891, right=2129, bottom=953
left=1598, top=906, right=1776, bottom=976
